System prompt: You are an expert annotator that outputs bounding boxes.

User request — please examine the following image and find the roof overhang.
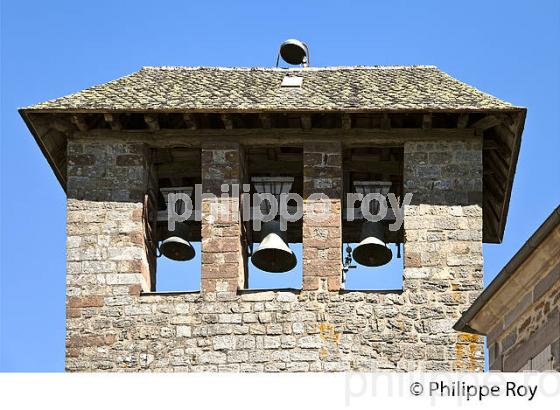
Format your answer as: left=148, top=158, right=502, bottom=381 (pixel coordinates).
left=19, top=107, right=525, bottom=244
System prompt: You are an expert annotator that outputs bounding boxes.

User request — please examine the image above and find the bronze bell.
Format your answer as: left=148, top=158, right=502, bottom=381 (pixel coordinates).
left=159, top=222, right=195, bottom=261
left=251, top=220, right=297, bottom=273
left=352, top=221, right=392, bottom=267
left=279, top=39, right=309, bottom=66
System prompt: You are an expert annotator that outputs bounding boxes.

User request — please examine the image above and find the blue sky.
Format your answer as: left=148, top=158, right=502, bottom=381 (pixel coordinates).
left=1, top=0, right=559, bottom=371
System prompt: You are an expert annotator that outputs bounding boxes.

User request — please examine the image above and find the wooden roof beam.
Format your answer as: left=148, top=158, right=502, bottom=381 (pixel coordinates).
left=457, top=113, right=469, bottom=128
left=144, top=114, right=160, bottom=131
left=494, top=124, right=515, bottom=152
left=183, top=114, right=197, bottom=130
left=71, top=127, right=478, bottom=147
left=422, top=113, right=432, bottom=129
left=259, top=114, right=272, bottom=129
left=341, top=114, right=351, bottom=129
left=71, top=115, right=88, bottom=132
left=104, top=113, right=122, bottom=130
left=381, top=113, right=391, bottom=130
left=301, top=114, right=312, bottom=130
left=470, top=115, right=501, bottom=131
left=221, top=114, right=233, bottom=129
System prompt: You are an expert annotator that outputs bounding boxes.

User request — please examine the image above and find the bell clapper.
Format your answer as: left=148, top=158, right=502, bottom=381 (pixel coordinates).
left=342, top=243, right=356, bottom=288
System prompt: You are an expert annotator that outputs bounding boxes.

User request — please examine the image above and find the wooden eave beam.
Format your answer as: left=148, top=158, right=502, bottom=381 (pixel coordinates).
left=300, top=114, right=312, bottom=130
left=341, top=114, right=351, bottom=130
left=470, top=115, right=501, bottom=131
left=422, top=113, right=432, bottom=129
left=457, top=113, right=469, bottom=128
left=104, top=113, right=122, bottom=130
left=71, top=115, right=88, bottom=132
left=259, top=114, right=272, bottom=129
left=381, top=113, right=391, bottom=130
left=183, top=114, right=197, bottom=130
left=221, top=114, right=233, bottom=129
left=70, top=127, right=478, bottom=148
left=144, top=114, right=160, bottom=131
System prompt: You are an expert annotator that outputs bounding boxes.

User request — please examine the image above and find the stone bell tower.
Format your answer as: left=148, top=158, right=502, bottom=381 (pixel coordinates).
left=20, top=51, right=525, bottom=371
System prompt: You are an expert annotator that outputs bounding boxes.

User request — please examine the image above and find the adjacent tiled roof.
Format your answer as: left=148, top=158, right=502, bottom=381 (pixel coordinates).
left=22, top=66, right=518, bottom=112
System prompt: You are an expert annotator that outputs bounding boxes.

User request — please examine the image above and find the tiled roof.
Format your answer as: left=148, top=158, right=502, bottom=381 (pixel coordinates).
left=22, top=66, right=518, bottom=112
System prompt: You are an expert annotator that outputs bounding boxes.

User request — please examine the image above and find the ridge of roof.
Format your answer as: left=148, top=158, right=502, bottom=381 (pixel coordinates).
left=138, top=65, right=440, bottom=72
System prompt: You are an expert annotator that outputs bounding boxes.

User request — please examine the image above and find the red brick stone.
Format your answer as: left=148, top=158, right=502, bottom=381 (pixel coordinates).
left=67, top=296, right=104, bottom=308
left=67, top=348, right=81, bottom=358
left=405, top=252, right=422, bottom=268
left=131, top=208, right=143, bottom=222
left=128, top=284, right=142, bottom=296
left=67, top=307, right=82, bottom=318
left=67, top=335, right=116, bottom=348
left=202, top=263, right=241, bottom=278
left=327, top=276, right=341, bottom=291
left=302, top=276, right=319, bottom=291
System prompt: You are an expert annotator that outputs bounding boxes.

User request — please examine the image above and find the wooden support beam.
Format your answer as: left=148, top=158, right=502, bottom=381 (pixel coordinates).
left=470, top=115, right=501, bottom=131
left=144, top=114, right=160, bottom=131
left=483, top=139, right=499, bottom=150
left=71, top=127, right=479, bottom=147
left=183, top=114, right=197, bottom=130
left=248, top=159, right=299, bottom=175
left=341, top=114, right=351, bottom=129
left=71, top=115, right=88, bottom=132
left=484, top=188, right=501, bottom=223
left=320, top=114, right=331, bottom=128
left=104, top=113, right=122, bottom=130
left=457, top=113, right=469, bottom=128
left=422, top=113, right=432, bottom=129
left=345, top=160, right=401, bottom=174
left=300, top=114, right=312, bottom=130
left=484, top=136, right=512, bottom=160
left=153, top=148, right=173, bottom=164
left=247, top=158, right=402, bottom=175
left=381, top=113, right=391, bottom=130
left=221, top=114, right=233, bottom=129
left=482, top=206, right=500, bottom=243
left=486, top=149, right=509, bottom=182
left=494, top=124, right=515, bottom=152
left=486, top=172, right=505, bottom=197
left=499, top=113, right=516, bottom=133
left=259, top=114, right=272, bottom=129
left=156, top=162, right=201, bottom=179
left=266, top=148, right=277, bottom=161
left=51, top=118, right=73, bottom=134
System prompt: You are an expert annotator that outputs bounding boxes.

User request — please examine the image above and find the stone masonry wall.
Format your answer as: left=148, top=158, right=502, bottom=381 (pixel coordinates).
left=488, top=263, right=560, bottom=371
left=403, top=139, right=484, bottom=371
left=65, top=138, right=484, bottom=372
left=302, top=141, right=342, bottom=291
left=66, top=142, right=152, bottom=363
left=200, top=142, right=245, bottom=293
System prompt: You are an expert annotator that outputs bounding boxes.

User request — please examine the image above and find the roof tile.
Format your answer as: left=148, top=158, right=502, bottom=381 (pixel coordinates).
left=22, top=66, right=517, bottom=112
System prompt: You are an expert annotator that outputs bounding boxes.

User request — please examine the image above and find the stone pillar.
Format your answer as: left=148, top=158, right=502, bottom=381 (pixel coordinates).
left=403, top=139, right=484, bottom=371
left=200, top=142, right=245, bottom=293
left=65, top=141, right=151, bottom=370
left=302, top=141, right=343, bottom=291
